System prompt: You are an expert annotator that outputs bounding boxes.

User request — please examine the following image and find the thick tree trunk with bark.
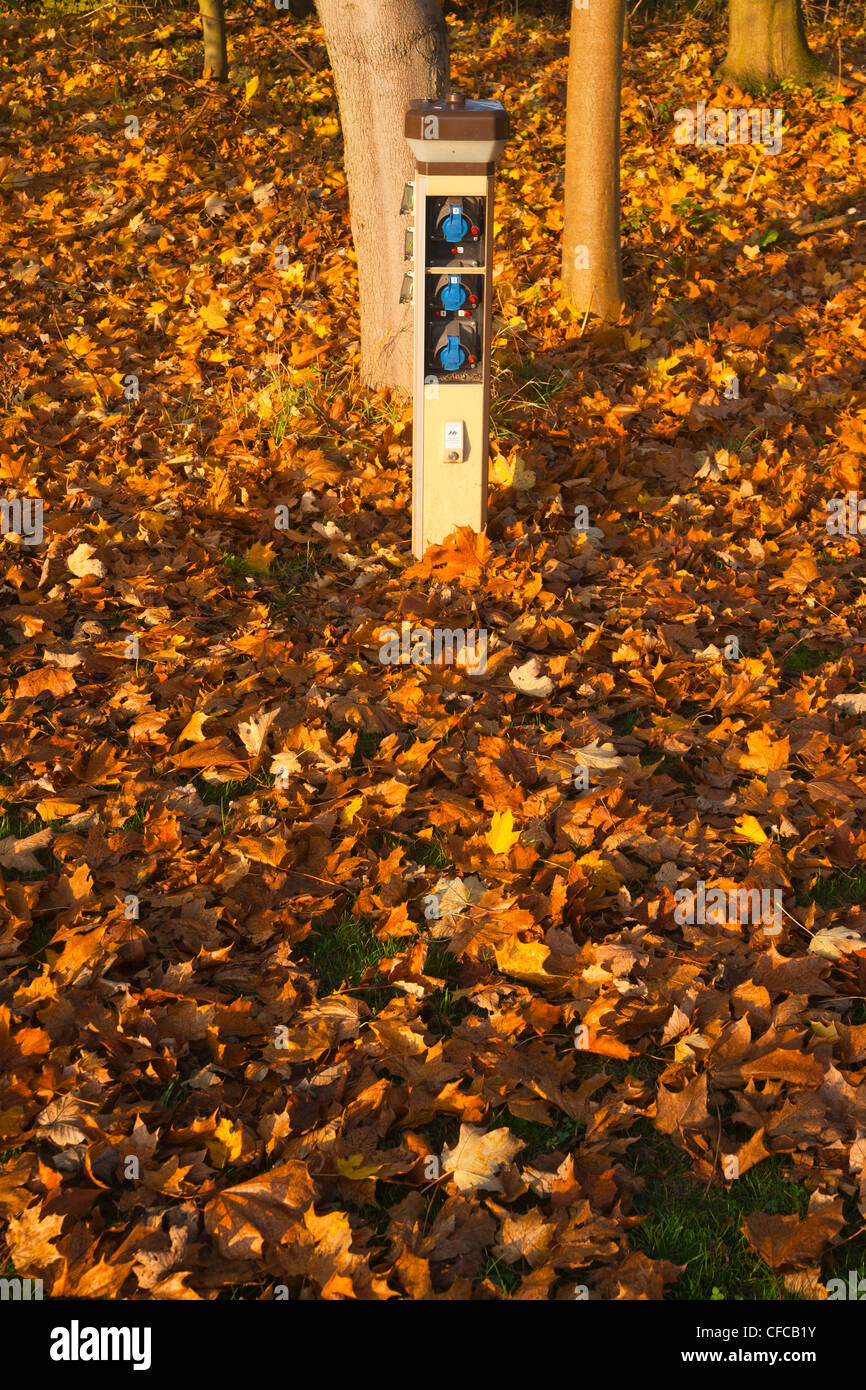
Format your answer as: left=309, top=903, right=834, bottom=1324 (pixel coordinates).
left=718, top=0, right=822, bottom=85
left=561, top=0, right=625, bottom=323
left=199, top=0, right=228, bottom=82
left=315, top=0, right=449, bottom=392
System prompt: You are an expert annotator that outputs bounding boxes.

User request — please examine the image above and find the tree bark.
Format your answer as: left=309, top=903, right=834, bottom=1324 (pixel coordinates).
left=315, top=0, right=449, bottom=392
left=717, top=0, right=822, bottom=86
left=561, top=0, right=625, bottom=323
left=199, top=0, right=228, bottom=82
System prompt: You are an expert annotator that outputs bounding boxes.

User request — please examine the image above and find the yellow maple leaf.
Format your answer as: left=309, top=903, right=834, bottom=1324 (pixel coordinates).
left=494, top=938, right=552, bottom=983
left=624, top=329, right=652, bottom=351
left=486, top=809, right=521, bottom=855
left=810, top=1020, right=839, bottom=1043
left=733, top=814, right=768, bottom=845
left=36, top=797, right=80, bottom=820
left=340, top=795, right=364, bottom=826
left=577, top=851, right=622, bottom=893
left=206, top=1117, right=244, bottom=1168
left=651, top=714, right=690, bottom=734
left=335, top=1154, right=383, bottom=1181
left=648, top=352, right=682, bottom=381
left=489, top=452, right=535, bottom=491
left=137, top=509, right=171, bottom=537
left=243, top=540, right=276, bottom=574
left=489, top=453, right=512, bottom=486
left=244, top=74, right=260, bottom=103
left=178, top=710, right=210, bottom=744
left=198, top=302, right=229, bottom=331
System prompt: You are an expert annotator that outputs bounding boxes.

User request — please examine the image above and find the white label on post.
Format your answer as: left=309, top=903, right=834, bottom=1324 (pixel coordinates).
left=444, top=420, right=464, bottom=461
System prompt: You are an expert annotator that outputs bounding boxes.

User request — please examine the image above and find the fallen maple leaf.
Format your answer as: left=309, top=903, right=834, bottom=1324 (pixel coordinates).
left=441, top=1124, right=524, bottom=1193
left=809, top=1020, right=840, bottom=1043
left=35, top=796, right=80, bottom=820
left=573, top=740, right=627, bottom=771
left=809, top=925, right=866, bottom=960
left=0, top=827, right=53, bottom=872
left=340, top=795, right=364, bottom=825
left=243, top=540, right=276, bottom=574
left=178, top=710, right=210, bottom=744
left=237, top=706, right=280, bottom=758
left=576, top=851, right=622, bottom=893
left=428, top=874, right=487, bottom=918
left=137, top=509, right=172, bottom=537
left=204, top=1160, right=316, bottom=1259
left=205, top=1117, right=244, bottom=1168
left=489, top=451, right=535, bottom=490
left=742, top=1200, right=844, bottom=1270
left=67, top=542, right=105, bottom=579
left=774, top=553, right=818, bottom=593
left=494, top=938, right=553, bottom=983
left=486, top=809, right=521, bottom=855
left=655, top=1073, right=709, bottom=1134
left=35, top=1094, right=88, bottom=1147
left=335, top=1154, right=384, bottom=1181
left=14, top=666, right=76, bottom=700
left=509, top=657, right=553, bottom=697
left=733, top=814, right=768, bottom=845
left=198, top=302, right=229, bottom=331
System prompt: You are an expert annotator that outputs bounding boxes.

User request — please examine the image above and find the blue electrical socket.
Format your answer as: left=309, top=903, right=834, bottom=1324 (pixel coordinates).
left=441, top=204, right=469, bottom=242
left=440, top=276, right=466, bottom=311
left=439, top=334, right=466, bottom=372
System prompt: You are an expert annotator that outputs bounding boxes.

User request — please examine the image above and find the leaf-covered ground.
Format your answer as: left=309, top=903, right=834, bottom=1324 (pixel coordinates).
left=2, top=2, right=866, bottom=1300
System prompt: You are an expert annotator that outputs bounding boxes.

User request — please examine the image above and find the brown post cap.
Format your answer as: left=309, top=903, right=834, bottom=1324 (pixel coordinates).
left=405, top=96, right=509, bottom=144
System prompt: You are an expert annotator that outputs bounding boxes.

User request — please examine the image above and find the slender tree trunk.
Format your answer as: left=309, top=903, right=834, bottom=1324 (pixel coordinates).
left=561, top=0, right=625, bottom=324
left=315, top=0, right=449, bottom=392
left=199, top=0, right=228, bottom=81
left=718, top=0, right=822, bottom=85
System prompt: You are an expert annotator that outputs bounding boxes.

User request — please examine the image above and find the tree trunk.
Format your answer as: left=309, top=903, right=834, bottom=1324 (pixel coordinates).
left=718, top=0, right=822, bottom=86
left=315, top=0, right=449, bottom=392
left=561, top=0, right=625, bottom=324
left=199, top=0, right=228, bottom=82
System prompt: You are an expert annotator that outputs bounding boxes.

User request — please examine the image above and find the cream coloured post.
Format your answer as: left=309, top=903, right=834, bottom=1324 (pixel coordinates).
left=403, top=94, right=509, bottom=558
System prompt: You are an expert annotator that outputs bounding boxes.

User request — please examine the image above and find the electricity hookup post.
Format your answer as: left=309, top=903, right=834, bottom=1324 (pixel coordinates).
left=402, top=93, right=509, bottom=560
